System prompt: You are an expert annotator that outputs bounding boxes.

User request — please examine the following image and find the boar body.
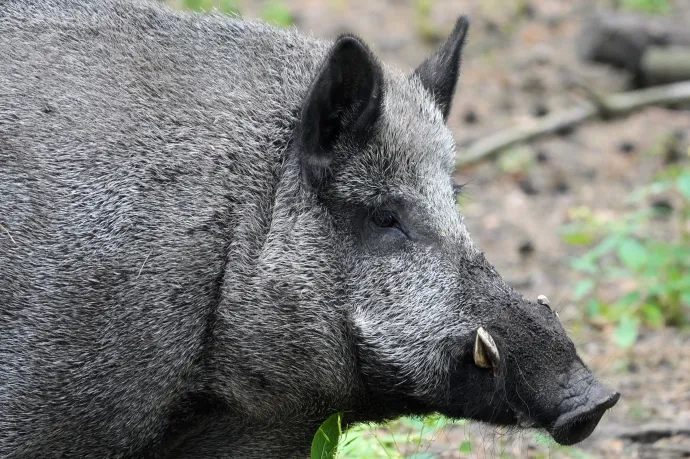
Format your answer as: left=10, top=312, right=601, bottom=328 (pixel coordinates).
left=0, top=1, right=617, bottom=458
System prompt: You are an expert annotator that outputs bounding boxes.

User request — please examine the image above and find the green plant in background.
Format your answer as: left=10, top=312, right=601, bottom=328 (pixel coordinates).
left=182, top=0, right=239, bottom=15
left=562, top=163, right=690, bottom=348
left=312, top=414, right=469, bottom=459
left=413, top=0, right=443, bottom=45
left=260, top=0, right=295, bottom=28
left=621, top=0, right=671, bottom=15
left=311, top=414, right=595, bottom=458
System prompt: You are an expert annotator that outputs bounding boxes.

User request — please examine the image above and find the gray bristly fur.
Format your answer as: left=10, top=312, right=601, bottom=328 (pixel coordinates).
left=0, top=1, right=616, bottom=458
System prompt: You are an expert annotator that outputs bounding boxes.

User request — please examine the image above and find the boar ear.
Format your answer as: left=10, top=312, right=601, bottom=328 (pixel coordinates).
left=412, top=16, right=469, bottom=121
left=297, top=35, right=383, bottom=188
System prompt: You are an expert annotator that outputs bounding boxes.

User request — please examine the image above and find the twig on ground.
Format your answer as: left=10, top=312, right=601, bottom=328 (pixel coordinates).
left=618, top=422, right=690, bottom=443
left=455, top=80, right=690, bottom=168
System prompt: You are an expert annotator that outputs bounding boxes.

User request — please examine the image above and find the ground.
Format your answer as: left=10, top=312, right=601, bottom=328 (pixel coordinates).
left=180, top=0, right=690, bottom=457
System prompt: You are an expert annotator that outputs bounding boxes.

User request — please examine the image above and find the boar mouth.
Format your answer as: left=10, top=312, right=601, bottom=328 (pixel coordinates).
left=548, top=390, right=620, bottom=446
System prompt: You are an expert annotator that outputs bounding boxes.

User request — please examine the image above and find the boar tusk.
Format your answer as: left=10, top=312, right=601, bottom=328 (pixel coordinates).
left=474, top=327, right=500, bottom=370
left=537, top=295, right=550, bottom=307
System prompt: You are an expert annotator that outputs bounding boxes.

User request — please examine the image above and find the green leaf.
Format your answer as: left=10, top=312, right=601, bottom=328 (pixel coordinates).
left=587, top=299, right=601, bottom=318
left=617, top=239, right=647, bottom=271
left=562, top=231, right=595, bottom=246
left=573, top=279, right=595, bottom=300
left=681, top=292, right=690, bottom=307
left=261, top=1, right=294, bottom=27
left=459, top=441, right=472, bottom=454
left=182, top=0, right=239, bottom=14
left=618, top=291, right=641, bottom=308
left=622, top=0, right=671, bottom=14
left=642, top=303, right=665, bottom=328
left=183, top=0, right=205, bottom=10
left=571, top=257, right=598, bottom=274
left=614, top=316, right=639, bottom=348
left=497, top=146, right=534, bottom=175
left=311, top=412, right=342, bottom=459
left=532, top=432, right=556, bottom=447
left=218, top=0, right=240, bottom=14
left=677, top=174, right=690, bottom=199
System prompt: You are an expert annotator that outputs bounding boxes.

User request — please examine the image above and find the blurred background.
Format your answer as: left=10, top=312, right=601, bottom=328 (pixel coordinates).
left=167, top=1, right=690, bottom=457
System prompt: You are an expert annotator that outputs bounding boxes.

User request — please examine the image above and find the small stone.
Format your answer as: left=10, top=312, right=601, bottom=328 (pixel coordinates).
left=484, top=19, right=499, bottom=34
left=531, top=103, right=549, bottom=118
left=545, top=15, right=564, bottom=29
left=555, top=125, right=574, bottom=137
left=519, top=2, right=536, bottom=19
left=535, top=149, right=549, bottom=163
left=518, top=178, right=539, bottom=196
left=651, top=198, right=673, bottom=216
left=463, top=108, right=479, bottom=125
left=554, top=180, right=570, bottom=194
left=618, top=140, right=636, bottom=154
left=522, top=76, right=545, bottom=94
left=518, top=240, right=535, bottom=256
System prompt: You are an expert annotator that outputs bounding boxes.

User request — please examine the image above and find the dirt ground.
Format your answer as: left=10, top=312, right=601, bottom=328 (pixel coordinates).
left=200, top=0, right=690, bottom=456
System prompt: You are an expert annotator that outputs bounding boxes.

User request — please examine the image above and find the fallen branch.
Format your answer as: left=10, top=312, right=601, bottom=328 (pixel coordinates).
left=641, top=46, right=690, bottom=86
left=455, top=80, right=690, bottom=168
left=617, top=422, right=690, bottom=443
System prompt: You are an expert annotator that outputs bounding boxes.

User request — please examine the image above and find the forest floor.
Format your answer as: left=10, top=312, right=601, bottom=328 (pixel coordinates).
left=175, top=0, right=690, bottom=457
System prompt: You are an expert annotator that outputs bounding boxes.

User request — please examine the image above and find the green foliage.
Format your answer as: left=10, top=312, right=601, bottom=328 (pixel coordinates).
left=312, top=412, right=343, bottom=459
left=530, top=433, right=596, bottom=459
left=621, top=0, right=671, bottom=14
left=413, top=0, right=443, bottom=44
left=562, top=164, right=690, bottom=347
left=497, top=145, right=535, bottom=175
left=311, top=415, right=468, bottom=458
left=260, top=1, right=295, bottom=28
left=458, top=440, right=472, bottom=454
left=313, top=414, right=598, bottom=458
left=182, top=0, right=239, bottom=14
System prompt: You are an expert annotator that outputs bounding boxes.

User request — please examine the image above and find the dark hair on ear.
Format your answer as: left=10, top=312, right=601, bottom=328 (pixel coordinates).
left=296, top=34, right=384, bottom=189
left=412, top=16, right=469, bottom=121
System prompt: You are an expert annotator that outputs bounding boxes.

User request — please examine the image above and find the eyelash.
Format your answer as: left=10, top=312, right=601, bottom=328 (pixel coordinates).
left=453, top=183, right=464, bottom=197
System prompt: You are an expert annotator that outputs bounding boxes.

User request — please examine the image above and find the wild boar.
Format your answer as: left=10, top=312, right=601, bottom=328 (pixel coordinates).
left=0, top=1, right=619, bottom=457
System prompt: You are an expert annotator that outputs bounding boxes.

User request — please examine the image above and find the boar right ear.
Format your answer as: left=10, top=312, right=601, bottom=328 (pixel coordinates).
left=412, top=16, right=469, bottom=121
left=297, top=35, right=383, bottom=189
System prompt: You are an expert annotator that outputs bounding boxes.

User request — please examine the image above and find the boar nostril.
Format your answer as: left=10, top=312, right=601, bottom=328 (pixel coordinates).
left=474, top=327, right=500, bottom=374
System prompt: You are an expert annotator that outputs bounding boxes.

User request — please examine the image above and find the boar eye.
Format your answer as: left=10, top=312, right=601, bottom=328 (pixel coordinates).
left=372, top=211, right=397, bottom=228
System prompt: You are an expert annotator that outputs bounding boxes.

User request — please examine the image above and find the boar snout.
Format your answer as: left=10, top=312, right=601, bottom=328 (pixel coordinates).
left=547, top=368, right=620, bottom=445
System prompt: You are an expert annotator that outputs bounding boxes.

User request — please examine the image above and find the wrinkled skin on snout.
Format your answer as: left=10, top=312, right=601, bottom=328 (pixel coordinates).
left=298, top=18, right=619, bottom=446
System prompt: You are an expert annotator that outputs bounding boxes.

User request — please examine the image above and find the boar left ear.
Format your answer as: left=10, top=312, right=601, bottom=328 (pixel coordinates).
left=297, top=35, right=383, bottom=189
left=412, top=16, right=469, bottom=121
